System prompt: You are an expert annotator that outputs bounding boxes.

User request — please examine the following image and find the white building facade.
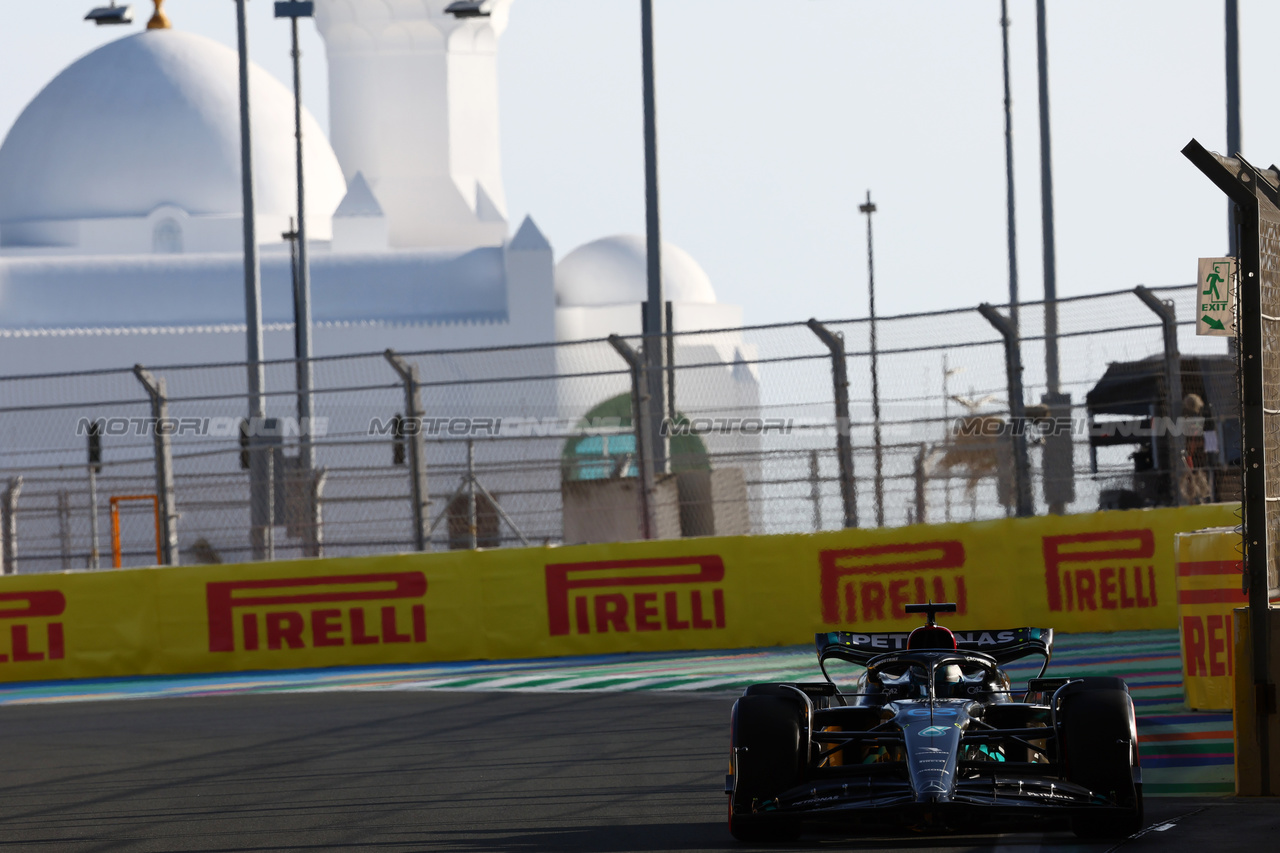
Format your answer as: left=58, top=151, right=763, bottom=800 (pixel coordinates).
left=0, top=2, right=761, bottom=566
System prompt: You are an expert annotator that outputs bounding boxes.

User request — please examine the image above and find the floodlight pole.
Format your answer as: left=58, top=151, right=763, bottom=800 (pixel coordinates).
left=235, top=0, right=272, bottom=560
left=276, top=1, right=316, bottom=473
left=860, top=191, right=884, bottom=528
left=1000, top=0, right=1020, bottom=335
left=1036, top=0, right=1059, bottom=396
left=640, top=0, right=667, bottom=477
left=1036, top=0, right=1073, bottom=516
left=1226, top=0, right=1242, bottom=256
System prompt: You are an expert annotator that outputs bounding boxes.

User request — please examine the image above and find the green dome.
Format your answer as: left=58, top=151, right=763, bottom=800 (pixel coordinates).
left=562, top=393, right=709, bottom=481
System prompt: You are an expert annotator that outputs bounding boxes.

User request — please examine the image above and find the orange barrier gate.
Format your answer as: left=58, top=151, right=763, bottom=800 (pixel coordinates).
left=0, top=502, right=1240, bottom=685
left=108, top=495, right=160, bottom=568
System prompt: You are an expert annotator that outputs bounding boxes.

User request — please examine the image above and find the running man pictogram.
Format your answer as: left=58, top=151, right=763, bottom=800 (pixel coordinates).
left=1203, top=265, right=1225, bottom=300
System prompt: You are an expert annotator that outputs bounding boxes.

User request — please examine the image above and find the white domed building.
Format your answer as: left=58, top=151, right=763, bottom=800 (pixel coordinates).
left=0, top=29, right=345, bottom=255
left=0, top=6, right=559, bottom=363
left=554, top=235, right=763, bottom=538
left=0, top=2, right=754, bottom=389
left=553, top=234, right=756, bottom=428
left=0, top=1, right=760, bottom=562
left=555, top=235, right=737, bottom=337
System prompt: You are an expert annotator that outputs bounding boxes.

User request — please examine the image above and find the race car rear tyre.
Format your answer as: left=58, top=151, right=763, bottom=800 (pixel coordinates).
left=728, top=692, right=804, bottom=842
left=1058, top=680, right=1143, bottom=839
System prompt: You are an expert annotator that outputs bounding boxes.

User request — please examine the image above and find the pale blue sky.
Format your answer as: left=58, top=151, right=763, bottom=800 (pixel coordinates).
left=2, top=1, right=1276, bottom=326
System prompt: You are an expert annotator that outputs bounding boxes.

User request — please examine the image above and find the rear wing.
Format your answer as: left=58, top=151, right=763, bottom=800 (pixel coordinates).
left=815, top=627, right=1054, bottom=667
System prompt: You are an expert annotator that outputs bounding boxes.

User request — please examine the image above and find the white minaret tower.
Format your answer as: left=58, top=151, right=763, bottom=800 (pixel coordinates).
left=314, top=0, right=511, bottom=250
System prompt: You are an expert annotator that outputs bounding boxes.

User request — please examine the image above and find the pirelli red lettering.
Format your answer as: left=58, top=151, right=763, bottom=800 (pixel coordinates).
left=1042, top=530, right=1157, bottom=612
left=0, top=591, right=65, bottom=663
left=206, top=573, right=427, bottom=653
left=1183, top=612, right=1235, bottom=677
left=819, top=541, right=967, bottom=624
left=545, top=556, right=726, bottom=637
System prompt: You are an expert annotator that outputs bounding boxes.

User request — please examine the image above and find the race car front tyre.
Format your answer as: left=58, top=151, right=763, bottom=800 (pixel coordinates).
left=1059, top=679, right=1143, bottom=839
left=728, top=692, right=804, bottom=842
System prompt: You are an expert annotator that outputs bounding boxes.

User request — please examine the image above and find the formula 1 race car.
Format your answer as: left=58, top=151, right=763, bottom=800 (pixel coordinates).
left=726, top=603, right=1142, bottom=841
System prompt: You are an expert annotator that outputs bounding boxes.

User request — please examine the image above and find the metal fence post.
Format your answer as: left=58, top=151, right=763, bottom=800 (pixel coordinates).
left=808, top=449, right=822, bottom=531
left=1040, top=391, right=1075, bottom=514
left=57, top=491, right=72, bottom=570
left=466, top=439, right=478, bottom=550
left=251, top=427, right=275, bottom=562
left=807, top=319, right=858, bottom=529
left=665, top=300, right=676, bottom=425
left=639, top=302, right=669, bottom=478
left=2, top=477, right=20, bottom=574
left=913, top=444, right=927, bottom=525
left=977, top=304, right=1034, bottom=517
left=88, top=458, right=101, bottom=570
left=608, top=335, right=657, bottom=540
left=133, top=366, right=179, bottom=565
left=307, top=467, right=327, bottom=558
left=1135, top=286, right=1186, bottom=505
left=384, top=350, right=430, bottom=551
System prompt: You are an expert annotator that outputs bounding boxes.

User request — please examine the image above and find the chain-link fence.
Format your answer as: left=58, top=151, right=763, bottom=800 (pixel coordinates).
left=0, top=284, right=1235, bottom=573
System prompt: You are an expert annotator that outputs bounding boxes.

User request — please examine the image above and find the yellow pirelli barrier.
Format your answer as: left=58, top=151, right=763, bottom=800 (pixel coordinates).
left=0, top=503, right=1239, bottom=684
left=1175, top=528, right=1245, bottom=711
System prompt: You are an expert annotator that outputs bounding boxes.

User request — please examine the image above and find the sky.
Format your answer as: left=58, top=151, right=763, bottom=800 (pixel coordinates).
left=1, top=1, right=1276, bottom=327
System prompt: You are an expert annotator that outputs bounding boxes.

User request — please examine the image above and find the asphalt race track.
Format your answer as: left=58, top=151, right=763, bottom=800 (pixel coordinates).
left=0, top=690, right=1273, bottom=852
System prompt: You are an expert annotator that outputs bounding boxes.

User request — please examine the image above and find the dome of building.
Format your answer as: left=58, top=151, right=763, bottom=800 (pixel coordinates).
left=0, top=29, right=344, bottom=230
left=555, top=234, right=717, bottom=307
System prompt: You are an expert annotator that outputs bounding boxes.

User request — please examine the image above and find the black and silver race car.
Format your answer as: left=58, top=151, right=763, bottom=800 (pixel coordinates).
left=727, top=603, right=1142, bottom=841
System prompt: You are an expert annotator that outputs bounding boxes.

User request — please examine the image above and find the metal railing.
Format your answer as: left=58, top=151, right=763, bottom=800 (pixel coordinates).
left=0, top=284, right=1236, bottom=572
